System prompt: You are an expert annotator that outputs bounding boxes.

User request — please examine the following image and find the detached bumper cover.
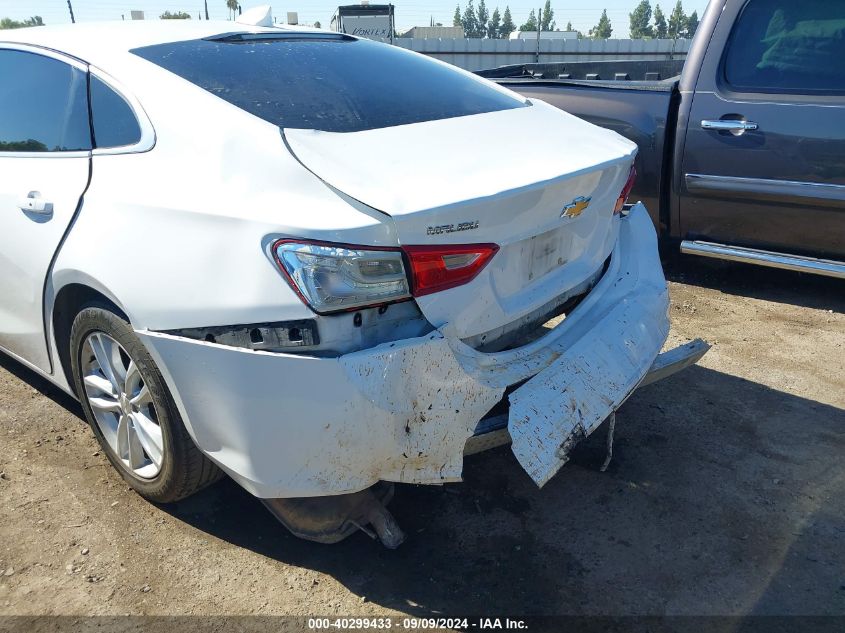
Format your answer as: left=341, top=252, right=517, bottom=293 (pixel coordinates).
left=138, top=204, right=671, bottom=498
left=506, top=208, right=670, bottom=486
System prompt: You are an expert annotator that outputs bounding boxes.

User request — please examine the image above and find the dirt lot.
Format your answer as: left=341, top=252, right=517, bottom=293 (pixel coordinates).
left=0, top=255, right=843, bottom=620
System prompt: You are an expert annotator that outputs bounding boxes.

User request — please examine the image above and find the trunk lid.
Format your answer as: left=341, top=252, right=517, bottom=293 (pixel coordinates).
left=284, top=99, right=637, bottom=339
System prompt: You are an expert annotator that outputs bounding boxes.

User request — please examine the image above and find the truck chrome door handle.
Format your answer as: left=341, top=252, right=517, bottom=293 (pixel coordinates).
left=16, top=191, right=53, bottom=215
left=701, top=119, right=759, bottom=135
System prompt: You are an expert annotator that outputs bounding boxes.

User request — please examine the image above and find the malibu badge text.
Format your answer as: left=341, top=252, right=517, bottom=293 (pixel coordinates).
left=426, top=220, right=480, bottom=236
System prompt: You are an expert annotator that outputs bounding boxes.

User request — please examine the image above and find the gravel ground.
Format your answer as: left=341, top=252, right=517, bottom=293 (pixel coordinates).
left=0, top=255, right=843, bottom=619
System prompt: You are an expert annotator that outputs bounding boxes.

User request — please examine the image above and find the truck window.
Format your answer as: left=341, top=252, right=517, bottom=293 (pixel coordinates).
left=131, top=35, right=527, bottom=133
left=723, top=0, right=845, bottom=94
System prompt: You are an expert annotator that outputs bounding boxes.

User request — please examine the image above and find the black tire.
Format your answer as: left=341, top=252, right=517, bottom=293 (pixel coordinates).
left=70, top=304, right=222, bottom=503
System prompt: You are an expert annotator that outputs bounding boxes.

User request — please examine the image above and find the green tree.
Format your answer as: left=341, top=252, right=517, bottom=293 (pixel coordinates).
left=0, top=139, right=48, bottom=151
left=499, top=6, right=515, bottom=38
left=590, top=9, right=613, bottom=39
left=563, top=20, right=583, bottom=37
left=453, top=4, right=462, bottom=27
left=462, top=0, right=481, bottom=37
left=653, top=4, right=667, bottom=38
left=519, top=9, right=537, bottom=31
left=540, top=0, right=555, bottom=31
left=685, top=10, right=699, bottom=37
left=160, top=10, right=191, bottom=19
left=0, top=15, right=44, bottom=29
left=476, top=0, right=490, bottom=36
left=668, top=0, right=686, bottom=38
left=225, top=0, right=239, bottom=20
left=488, top=7, right=501, bottom=38
left=629, top=0, right=653, bottom=38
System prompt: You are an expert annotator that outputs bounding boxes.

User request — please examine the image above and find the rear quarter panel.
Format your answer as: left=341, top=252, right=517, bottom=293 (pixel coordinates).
left=50, top=59, right=397, bottom=333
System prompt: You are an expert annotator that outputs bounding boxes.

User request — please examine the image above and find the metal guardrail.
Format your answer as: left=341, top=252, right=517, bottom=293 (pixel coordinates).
left=376, top=37, right=692, bottom=72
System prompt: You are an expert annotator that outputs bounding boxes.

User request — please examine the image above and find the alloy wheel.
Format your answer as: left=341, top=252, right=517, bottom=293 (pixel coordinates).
left=81, top=332, right=164, bottom=479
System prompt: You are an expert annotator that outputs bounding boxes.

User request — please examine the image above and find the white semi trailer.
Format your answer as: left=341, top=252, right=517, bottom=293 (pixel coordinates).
left=330, top=4, right=395, bottom=42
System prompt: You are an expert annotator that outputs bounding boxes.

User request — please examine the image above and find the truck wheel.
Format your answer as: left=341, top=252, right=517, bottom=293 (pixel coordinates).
left=70, top=305, right=222, bottom=503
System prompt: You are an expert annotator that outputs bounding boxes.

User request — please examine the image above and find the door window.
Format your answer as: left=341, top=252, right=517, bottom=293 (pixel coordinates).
left=723, top=0, right=845, bottom=94
left=0, top=49, right=91, bottom=152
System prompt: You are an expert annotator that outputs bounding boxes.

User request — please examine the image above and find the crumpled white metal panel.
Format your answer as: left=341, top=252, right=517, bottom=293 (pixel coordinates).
left=505, top=206, right=670, bottom=487
left=448, top=204, right=670, bottom=486
left=339, top=334, right=504, bottom=485
left=138, top=328, right=504, bottom=498
left=508, top=295, right=669, bottom=487
left=137, top=205, right=669, bottom=497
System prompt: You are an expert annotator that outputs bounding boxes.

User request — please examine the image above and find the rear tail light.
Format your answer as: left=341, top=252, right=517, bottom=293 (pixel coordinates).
left=614, top=165, right=637, bottom=214
left=403, top=244, right=499, bottom=297
left=273, top=240, right=500, bottom=312
left=273, top=240, right=411, bottom=314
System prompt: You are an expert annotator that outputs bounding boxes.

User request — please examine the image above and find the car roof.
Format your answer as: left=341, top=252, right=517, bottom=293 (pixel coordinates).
left=0, top=21, right=315, bottom=67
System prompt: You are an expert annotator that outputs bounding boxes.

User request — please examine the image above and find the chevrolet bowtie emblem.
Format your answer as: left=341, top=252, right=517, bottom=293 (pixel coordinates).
left=561, top=196, right=592, bottom=219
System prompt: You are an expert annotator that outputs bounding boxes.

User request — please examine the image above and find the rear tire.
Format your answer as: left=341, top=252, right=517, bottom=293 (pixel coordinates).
left=70, top=304, right=222, bottom=503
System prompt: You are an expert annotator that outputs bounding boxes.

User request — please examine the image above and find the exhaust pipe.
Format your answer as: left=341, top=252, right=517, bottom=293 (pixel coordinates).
left=262, top=481, right=405, bottom=549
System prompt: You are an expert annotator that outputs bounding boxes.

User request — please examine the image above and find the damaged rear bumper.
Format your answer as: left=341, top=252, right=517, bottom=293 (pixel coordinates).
left=137, top=203, right=684, bottom=498
left=463, top=338, right=710, bottom=458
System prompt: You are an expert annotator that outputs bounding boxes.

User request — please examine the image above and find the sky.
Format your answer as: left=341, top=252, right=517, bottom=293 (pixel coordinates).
left=1, top=0, right=711, bottom=36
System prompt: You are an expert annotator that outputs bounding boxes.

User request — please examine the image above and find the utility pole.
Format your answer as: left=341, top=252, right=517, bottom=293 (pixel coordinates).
left=67, top=0, right=76, bottom=23
left=536, top=6, right=541, bottom=62
left=204, top=0, right=209, bottom=20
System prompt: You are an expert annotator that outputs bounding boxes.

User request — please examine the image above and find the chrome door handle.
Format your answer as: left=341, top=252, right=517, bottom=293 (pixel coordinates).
left=16, top=191, right=53, bottom=215
left=701, top=119, right=759, bottom=135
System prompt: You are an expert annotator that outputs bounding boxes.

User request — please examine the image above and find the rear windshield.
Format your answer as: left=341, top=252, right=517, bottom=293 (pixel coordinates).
left=131, top=34, right=527, bottom=132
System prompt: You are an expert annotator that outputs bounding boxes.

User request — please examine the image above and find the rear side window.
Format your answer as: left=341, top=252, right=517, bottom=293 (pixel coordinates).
left=723, top=0, right=845, bottom=94
left=90, top=76, right=142, bottom=148
left=131, top=35, right=527, bottom=133
left=0, top=49, right=91, bottom=152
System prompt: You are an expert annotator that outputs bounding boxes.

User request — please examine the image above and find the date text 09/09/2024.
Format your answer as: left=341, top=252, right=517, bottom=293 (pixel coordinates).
left=308, top=617, right=529, bottom=630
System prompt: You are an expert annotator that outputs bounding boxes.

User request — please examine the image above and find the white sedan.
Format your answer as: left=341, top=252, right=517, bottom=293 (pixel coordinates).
left=0, top=16, right=704, bottom=546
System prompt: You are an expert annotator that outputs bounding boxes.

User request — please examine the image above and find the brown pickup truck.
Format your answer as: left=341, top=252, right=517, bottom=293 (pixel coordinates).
left=479, top=0, right=844, bottom=278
